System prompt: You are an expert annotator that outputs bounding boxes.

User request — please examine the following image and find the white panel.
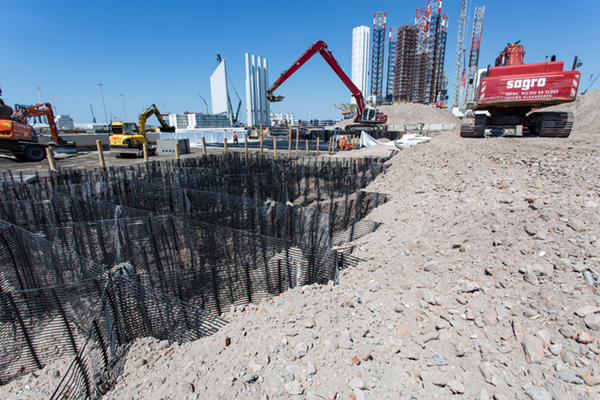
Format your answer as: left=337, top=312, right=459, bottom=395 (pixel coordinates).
left=262, top=57, right=269, bottom=126
left=245, top=53, right=253, bottom=126
left=252, top=55, right=258, bottom=126
left=210, top=61, right=230, bottom=121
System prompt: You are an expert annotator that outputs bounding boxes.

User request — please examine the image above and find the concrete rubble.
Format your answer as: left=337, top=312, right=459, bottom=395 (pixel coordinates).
left=1, top=90, right=600, bottom=399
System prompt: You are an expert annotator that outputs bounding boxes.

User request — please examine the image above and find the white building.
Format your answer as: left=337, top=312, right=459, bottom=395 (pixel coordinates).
left=245, top=53, right=270, bottom=127
left=55, top=115, right=74, bottom=130
left=351, top=26, right=371, bottom=104
left=168, top=113, right=230, bottom=129
left=271, top=113, right=295, bottom=126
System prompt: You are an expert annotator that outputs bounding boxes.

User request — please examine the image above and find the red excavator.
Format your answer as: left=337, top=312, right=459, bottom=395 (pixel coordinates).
left=461, top=43, right=580, bottom=138
left=266, top=40, right=387, bottom=128
left=0, top=102, right=77, bottom=161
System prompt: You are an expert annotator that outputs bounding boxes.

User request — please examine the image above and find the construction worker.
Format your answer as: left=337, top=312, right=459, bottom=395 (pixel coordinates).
left=232, top=131, right=239, bottom=144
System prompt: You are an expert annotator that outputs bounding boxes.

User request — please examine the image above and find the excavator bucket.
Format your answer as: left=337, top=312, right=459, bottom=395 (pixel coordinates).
left=266, top=93, right=285, bottom=102
left=52, top=142, right=78, bottom=154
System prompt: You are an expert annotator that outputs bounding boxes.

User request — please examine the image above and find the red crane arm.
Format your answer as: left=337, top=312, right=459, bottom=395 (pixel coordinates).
left=14, top=103, right=61, bottom=143
left=266, top=40, right=366, bottom=115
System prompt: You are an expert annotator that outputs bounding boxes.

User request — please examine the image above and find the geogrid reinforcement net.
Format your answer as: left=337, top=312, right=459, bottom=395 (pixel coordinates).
left=0, top=153, right=393, bottom=399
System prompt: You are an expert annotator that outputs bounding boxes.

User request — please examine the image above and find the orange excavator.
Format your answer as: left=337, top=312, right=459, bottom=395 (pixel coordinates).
left=0, top=100, right=77, bottom=161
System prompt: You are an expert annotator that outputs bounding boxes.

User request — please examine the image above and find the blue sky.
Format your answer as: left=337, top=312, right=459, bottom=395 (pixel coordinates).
left=2, top=0, right=598, bottom=124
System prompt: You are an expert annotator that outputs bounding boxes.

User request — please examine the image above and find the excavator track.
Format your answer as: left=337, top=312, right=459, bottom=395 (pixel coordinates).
left=460, top=114, right=487, bottom=138
left=526, top=111, right=574, bottom=138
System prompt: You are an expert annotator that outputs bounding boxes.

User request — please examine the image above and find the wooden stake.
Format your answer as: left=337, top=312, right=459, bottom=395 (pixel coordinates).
left=46, top=147, right=57, bottom=170
left=260, top=123, right=264, bottom=156
left=96, top=140, right=105, bottom=169
left=224, top=138, right=228, bottom=155
left=202, top=136, right=207, bottom=156
left=288, top=125, right=292, bottom=159
left=244, top=132, right=248, bottom=161
left=305, top=139, right=309, bottom=156
left=143, top=143, right=149, bottom=169
left=316, top=137, right=320, bottom=156
left=273, top=136, right=277, bottom=160
left=295, top=127, right=299, bottom=157
left=175, top=141, right=180, bottom=159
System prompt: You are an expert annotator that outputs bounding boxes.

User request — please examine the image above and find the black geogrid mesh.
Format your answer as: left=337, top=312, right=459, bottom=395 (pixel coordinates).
left=53, top=181, right=383, bottom=247
left=0, top=154, right=393, bottom=399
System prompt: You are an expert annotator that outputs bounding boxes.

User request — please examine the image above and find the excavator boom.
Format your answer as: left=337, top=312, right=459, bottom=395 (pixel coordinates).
left=12, top=103, right=77, bottom=153
left=139, top=104, right=175, bottom=137
left=267, top=40, right=386, bottom=125
left=266, top=40, right=367, bottom=115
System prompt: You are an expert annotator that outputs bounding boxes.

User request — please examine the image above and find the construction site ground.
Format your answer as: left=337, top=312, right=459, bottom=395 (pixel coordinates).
left=1, top=90, right=600, bottom=399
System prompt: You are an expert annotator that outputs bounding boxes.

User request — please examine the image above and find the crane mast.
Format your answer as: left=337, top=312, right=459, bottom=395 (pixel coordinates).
left=453, top=0, right=468, bottom=108
left=464, top=6, right=485, bottom=106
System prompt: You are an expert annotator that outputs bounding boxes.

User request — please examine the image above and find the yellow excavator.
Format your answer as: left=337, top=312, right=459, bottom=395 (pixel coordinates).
left=109, top=104, right=175, bottom=157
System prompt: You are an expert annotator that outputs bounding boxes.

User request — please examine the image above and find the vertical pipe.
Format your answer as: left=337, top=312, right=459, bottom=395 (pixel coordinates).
left=175, top=141, right=180, bottom=159
left=202, top=136, right=207, bottom=156
left=273, top=136, right=277, bottom=160
left=96, top=140, right=105, bottom=169
left=245, top=53, right=253, bottom=127
left=316, top=137, right=320, bottom=156
left=244, top=132, right=248, bottom=161
left=305, top=139, right=309, bottom=156
left=263, top=57, right=269, bottom=126
left=224, top=138, right=228, bottom=155
left=253, top=55, right=259, bottom=126
left=295, top=127, right=299, bottom=157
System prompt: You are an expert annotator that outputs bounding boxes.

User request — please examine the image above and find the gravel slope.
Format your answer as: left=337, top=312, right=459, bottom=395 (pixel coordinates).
left=2, top=90, right=600, bottom=400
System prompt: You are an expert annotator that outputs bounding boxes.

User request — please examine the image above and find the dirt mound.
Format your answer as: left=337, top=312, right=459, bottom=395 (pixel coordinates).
left=336, top=103, right=460, bottom=127
left=545, top=87, right=600, bottom=137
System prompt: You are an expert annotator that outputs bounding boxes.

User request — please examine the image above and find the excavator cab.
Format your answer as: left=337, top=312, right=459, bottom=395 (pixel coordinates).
left=109, top=122, right=139, bottom=136
left=109, top=122, right=153, bottom=158
left=358, top=107, right=387, bottom=124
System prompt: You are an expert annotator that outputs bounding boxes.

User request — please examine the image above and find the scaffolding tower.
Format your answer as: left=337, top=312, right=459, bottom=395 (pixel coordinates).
left=370, top=12, right=387, bottom=98
left=393, top=24, right=419, bottom=102
left=453, top=0, right=468, bottom=108
left=412, top=0, right=446, bottom=104
left=385, top=26, right=399, bottom=102
left=430, top=13, right=448, bottom=104
left=464, top=6, right=485, bottom=106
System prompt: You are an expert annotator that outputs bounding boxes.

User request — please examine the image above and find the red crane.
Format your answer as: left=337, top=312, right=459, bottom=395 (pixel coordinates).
left=266, top=40, right=387, bottom=125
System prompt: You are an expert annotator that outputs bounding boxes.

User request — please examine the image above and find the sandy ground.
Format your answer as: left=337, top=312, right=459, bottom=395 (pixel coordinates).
left=1, top=91, right=600, bottom=399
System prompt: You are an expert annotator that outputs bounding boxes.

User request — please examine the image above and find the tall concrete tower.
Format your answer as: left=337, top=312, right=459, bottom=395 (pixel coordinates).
left=351, top=26, right=370, bottom=104
left=245, top=54, right=270, bottom=127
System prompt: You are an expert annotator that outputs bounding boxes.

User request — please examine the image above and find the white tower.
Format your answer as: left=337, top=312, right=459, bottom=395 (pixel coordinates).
left=245, top=53, right=270, bottom=127
left=210, top=60, right=230, bottom=121
left=351, top=26, right=371, bottom=104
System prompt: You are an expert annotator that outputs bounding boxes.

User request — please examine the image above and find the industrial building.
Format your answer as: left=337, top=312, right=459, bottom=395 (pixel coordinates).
left=168, top=112, right=231, bottom=130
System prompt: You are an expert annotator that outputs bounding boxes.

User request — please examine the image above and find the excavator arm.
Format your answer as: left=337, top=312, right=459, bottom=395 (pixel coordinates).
left=13, top=103, right=66, bottom=144
left=139, top=104, right=175, bottom=137
left=266, top=40, right=367, bottom=115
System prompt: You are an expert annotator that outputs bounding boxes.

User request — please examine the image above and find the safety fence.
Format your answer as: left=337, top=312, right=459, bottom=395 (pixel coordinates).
left=0, top=153, right=393, bottom=398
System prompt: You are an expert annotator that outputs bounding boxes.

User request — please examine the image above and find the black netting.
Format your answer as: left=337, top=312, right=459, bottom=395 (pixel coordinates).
left=0, top=153, right=393, bottom=398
